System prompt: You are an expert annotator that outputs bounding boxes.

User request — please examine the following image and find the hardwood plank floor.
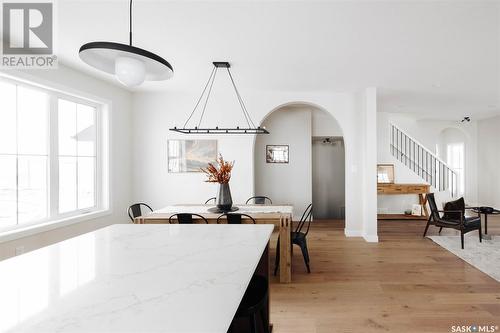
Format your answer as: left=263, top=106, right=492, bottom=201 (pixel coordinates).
left=269, top=217, right=500, bottom=333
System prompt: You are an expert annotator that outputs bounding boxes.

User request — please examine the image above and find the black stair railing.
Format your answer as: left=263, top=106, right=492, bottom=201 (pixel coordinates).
left=390, top=123, right=457, bottom=197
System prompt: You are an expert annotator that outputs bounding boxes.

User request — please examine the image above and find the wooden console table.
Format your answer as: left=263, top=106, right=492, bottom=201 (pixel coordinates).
left=377, top=183, right=430, bottom=220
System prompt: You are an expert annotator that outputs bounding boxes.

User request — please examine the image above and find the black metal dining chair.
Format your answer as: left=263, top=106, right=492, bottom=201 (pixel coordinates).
left=217, top=213, right=256, bottom=224
left=274, top=204, right=313, bottom=275
left=168, top=213, right=209, bottom=224
left=127, top=203, right=153, bottom=222
left=246, top=196, right=273, bottom=205
left=204, top=197, right=216, bottom=204
left=423, top=193, right=481, bottom=249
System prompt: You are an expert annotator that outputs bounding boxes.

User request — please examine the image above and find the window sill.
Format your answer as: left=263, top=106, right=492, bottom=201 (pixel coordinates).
left=0, top=210, right=112, bottom=243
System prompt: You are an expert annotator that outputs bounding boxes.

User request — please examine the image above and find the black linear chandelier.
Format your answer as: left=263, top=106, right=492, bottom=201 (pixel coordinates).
left=170, top=62, right=269, bottom=135
left=79, top=0, right=173, bottom=87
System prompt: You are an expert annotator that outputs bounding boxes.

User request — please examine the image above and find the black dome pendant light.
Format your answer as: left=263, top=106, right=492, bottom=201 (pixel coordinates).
left=79, top=0, right=173, bottom=87
left=170, top=62, right=269, bottom=135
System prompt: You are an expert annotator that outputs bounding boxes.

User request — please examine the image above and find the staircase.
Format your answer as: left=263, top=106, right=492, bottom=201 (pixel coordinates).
left=390, top=123, right=457, bottom=197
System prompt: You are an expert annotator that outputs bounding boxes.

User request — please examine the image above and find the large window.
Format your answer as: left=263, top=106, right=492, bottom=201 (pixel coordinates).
left=58, top=99, right=97, bottom=213
left=447, top=143, right=465, bottom=197
left=0, top=78, right=105, bottom=232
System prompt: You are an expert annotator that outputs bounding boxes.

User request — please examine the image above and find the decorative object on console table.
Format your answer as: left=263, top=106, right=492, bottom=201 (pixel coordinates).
left=411, top=204, right=422, bottom=216
left=201, top=154, right=235, bottom=212
left=377, top=183, right=430, bottom=220
left=266, top=145, right=289, bottom=163
left=377, top=164, right=395, bottom=183
left=167, top=139, right=217, bottom=173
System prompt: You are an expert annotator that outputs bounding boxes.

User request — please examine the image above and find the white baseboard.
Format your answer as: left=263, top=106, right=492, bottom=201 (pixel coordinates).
left=345, top=229, right=379, bottom=242
left=344, top=229, right=363, bottom=237
left=363, top=234, right=379, bottom=242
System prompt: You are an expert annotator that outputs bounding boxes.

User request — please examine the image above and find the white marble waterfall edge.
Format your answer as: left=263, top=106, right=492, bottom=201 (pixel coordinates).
left=0, top=224, right=274, bottom=333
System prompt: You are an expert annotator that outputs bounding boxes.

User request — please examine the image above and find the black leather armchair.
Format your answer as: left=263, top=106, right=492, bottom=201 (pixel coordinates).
left=423, top=193, right=482, bottom=249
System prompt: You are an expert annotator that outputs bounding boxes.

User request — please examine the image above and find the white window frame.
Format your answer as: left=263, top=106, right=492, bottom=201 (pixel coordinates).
left=447, top=142, right=465, bottom=197
left=52, top=93, right=102, bottom=218
left=0, top=73, right=110, bottom=242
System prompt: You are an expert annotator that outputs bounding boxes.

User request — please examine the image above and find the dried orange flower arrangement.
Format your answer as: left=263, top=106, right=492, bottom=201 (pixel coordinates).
left=201, top=154, right=234, bottom=184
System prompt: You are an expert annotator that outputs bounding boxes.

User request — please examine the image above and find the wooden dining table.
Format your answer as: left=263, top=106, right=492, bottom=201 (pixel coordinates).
left=134, top=204, right=294, bottom=283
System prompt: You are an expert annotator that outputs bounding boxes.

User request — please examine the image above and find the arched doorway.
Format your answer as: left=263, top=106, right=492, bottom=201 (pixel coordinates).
left=253, top=102, right=345, bottom=221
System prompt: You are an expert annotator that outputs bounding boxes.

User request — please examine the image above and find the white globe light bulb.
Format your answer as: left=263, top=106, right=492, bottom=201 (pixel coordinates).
left=115, top=56, right=146, bottom=87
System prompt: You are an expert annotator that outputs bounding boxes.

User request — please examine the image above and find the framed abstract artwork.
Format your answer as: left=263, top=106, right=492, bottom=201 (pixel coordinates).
left=266, top=145, right=289, bottom=164
left=377, top=164, right=395, bottom=183
left=167, top=140, right=217, bottom=173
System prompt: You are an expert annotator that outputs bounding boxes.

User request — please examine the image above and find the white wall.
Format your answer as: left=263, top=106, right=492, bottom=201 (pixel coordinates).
left=312, top=109, right=343, bottom=137
left=477, top=115, right=500, bottom=208
left=361, top=88, right=378, bottom=241
left=0, top=65, right=132, bottom=260
left=131, top=88, right=378, bottom=241
left=253, top=105, right=344, bottom=220
left=254, top=106, right=312, bottom=219
left=131, top=91, right=255, bottom=207
left=377, top=112, right=479, bottom=214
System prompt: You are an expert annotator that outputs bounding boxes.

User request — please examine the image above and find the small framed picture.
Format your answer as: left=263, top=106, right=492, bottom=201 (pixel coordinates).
left=377, top=164, right=395, bottom=183
left=411, top=204, right=422, bottom=216
left=266, top=145, right=289, bottom=163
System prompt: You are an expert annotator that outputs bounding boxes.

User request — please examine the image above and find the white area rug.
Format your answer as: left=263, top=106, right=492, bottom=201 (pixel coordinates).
left=428, top=235, right=500, bottom=282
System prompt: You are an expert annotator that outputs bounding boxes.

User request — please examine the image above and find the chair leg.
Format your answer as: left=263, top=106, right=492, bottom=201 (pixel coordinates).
left=438, top=227, right=443, bottom=234
left=479, top=223, right=482, bottom=243
left=423, top=216, right=432, bottom=237
left=260, top=308, right=269, bottom=333
left=460, top=231, right=464, bottom=249
left=299, top=242, right=311, bottom=273
left=250, top=314, right=257, bottom=333
left=274, top=237, right=280, bottom=276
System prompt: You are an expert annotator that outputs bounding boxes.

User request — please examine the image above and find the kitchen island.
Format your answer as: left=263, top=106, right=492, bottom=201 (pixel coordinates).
left=0, top=224, right=273, bottom=332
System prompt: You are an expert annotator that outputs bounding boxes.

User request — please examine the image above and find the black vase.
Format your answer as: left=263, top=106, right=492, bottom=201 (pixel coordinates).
left=216, top=183, right=233, bottom=212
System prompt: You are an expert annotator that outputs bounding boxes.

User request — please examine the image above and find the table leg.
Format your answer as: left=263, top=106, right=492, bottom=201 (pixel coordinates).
left=482, top=214, right=493, bottom=241
left=420, top=193, right=429, bottom=217
left=279, top=215, right=292, bottom=284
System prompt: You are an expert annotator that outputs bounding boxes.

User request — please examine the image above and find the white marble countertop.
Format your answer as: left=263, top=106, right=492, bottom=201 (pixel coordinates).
left=0, top=224, right=274, bottom=333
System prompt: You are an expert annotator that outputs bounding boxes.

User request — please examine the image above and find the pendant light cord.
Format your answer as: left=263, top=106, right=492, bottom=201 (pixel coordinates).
left=227, top=67, right=256, bottom=128
left=183, top=66, right=216, bottom=128
left=181, top=64, right=257, bottom=130
left=198, top=68, right=218, bottom=128
left=129, top=0, right=133, bottom=45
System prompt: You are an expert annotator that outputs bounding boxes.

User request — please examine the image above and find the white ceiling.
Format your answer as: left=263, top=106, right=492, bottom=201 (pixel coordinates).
left=58, top=0, right=500, bottom=120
